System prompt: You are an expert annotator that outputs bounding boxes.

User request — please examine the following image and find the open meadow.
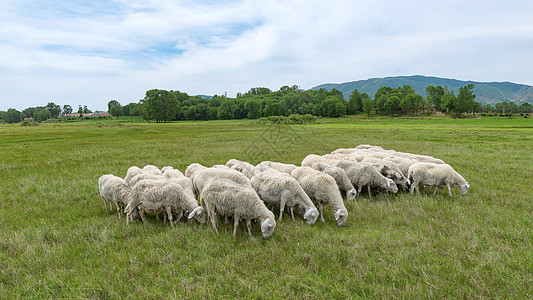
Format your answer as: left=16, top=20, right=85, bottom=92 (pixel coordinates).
left=0, top=116, right=532, bottom=298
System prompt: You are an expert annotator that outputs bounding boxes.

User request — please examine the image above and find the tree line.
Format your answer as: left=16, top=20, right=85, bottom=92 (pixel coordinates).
left=2, top=84, right=532, bottom=124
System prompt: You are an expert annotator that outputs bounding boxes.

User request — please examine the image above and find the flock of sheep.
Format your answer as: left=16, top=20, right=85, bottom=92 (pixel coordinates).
left=98, top=144, right=470, bottom=238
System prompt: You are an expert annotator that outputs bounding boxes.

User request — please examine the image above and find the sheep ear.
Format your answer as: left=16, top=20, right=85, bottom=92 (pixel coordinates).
left=335, top=209, right=341, bottom=220
left=303, top=210, right=312, bottom=220
left=261, top=219, right=270, bottom=232
left=124, top=202, right=131, bottom=214
left=188, top=207, right=202, bottom=219
left=387, top=180, right=391, bottom=187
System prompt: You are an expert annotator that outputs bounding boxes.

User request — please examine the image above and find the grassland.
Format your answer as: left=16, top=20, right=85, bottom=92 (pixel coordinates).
left=0, top=116, right=532, bottom=298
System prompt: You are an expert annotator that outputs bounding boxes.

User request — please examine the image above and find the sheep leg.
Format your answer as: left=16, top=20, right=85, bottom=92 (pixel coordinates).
left=279, top=193, right=291, bottom=222
left=166, top=206, right=174, bottom=227
left=102, top=197, right=109, bottom=212
left=446, top=184, right=453, bottom=197
left=225, top=215, right=229, bottom=225
left=289, top=206, right=295, bottom=220
left=246, top=220, right=252, bottom=235
left=114, top=202, right=121, bottom=218
left=367, top=186, right=372, bottom=200
left=139, top=206, right=148, bottom=225
left=318, top=204, right=325, bottom=222
left=433, top=185, right=438, bottom=196
left=233, top=213, right=240, bottom=238
left=206, top=203, right=219, bottom=234
left=176, top=210, right=184, bottom=222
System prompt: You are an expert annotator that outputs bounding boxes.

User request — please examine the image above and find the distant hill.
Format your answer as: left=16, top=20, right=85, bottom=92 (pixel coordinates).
left=311, top=75, right=533, bottom=105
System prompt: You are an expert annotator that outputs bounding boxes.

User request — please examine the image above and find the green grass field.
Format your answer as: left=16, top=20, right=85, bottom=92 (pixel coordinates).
left=1, top=116, right=532, bottom=298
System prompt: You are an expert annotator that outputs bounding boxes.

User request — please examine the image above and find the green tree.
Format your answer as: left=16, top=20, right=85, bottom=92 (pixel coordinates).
left=442, top=94, right=457, bottom=113
left=401, top=94, right=423, bottom=115
left=34, top=108, right=51, bottom=122
left=63, top=105, right=73, bottom=115
left=348, top=89, right=364, bottom=114
left=362, top=97, right=375, bottom=116
left=426, top=85, right=445, bottom=111
left=77, top=105, right=83, bottom=115
left=23, top=107, right=36, bottom=118
left=108, top=100, right=122, bottom=116
left=4, top=108, right=24, bottom=123
left=321, top=96, right=346, bottom=117
left=143, top=89, right=178, bottom=122
left=244, top=99, right=261, bottom=119
left=83, top=105, right=92, bottom=114
left=384, top=95, right=400, bottom=115
left=217, top=99, right=237, bottom=120
left=46, top=102, right=61, bottom=117
left=456, top=84, right=476, bottom=117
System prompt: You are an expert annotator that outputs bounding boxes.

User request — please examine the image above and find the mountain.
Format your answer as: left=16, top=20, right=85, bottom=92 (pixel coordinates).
left=311, top=75, right=533, bottom=105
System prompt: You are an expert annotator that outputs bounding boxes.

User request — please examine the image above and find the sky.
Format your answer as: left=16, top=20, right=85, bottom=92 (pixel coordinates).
left=1, top=0, right=533, bottom=111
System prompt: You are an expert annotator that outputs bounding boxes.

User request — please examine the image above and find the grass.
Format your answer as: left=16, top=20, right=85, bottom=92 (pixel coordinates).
left=0, top=116, right=532, bottom=298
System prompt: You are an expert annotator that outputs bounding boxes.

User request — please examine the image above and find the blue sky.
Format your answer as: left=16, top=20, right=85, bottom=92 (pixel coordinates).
left=1, top=0, right=533, bottom=111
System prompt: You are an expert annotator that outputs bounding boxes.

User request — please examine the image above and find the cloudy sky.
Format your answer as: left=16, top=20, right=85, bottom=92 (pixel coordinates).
left=1, top=0, right=532, bottom=111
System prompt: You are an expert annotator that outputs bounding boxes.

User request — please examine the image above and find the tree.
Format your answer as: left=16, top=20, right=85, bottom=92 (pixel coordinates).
left=78, top=105, right=83, bottom=114
left=108, top=100, right=122, bottom=116
left=321, top=96, right=346, bottom=117
left=46, top=102, right=61, bottom=117
left=384, top=95, right=400, bottom=115
left=143, top=89, right=178, bottom=122
left=401, top=94, right=422, bottom=115
left=83, top=105, right=92, bottom=114
left=442, top=94, right=457, bottom=113
left=362, top=97, right=375, bottom=116
left=217, top=99, right=237, bottom=119
left=456, top=84, right=476, bottom=117
left=426, top=85, right=445, bottom=111
left=34, top=108, right=51, bottom=122
left=63, top=105, right=73, bottom=115
left=348, top=89, right=364, bottom=114
left=244, top=99, right=261, bottom=119
left=4, top=108, right=24, bottom=123
left=23, top=107, right=37, bottom=118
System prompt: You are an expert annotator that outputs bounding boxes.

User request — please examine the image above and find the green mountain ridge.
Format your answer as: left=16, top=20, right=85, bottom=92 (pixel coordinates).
left=311, top=75, right=533, bottom=105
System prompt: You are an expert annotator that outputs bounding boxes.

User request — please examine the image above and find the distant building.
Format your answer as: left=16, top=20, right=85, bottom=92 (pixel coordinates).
left=24, top=117, right=37, bottom=122
left=62, top=111, right=111, bottom=118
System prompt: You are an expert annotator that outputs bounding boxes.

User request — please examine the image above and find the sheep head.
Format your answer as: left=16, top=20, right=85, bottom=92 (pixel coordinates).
left=459, top=182, right=470, bottom=195
left=346, top=188, right=357, bottom=201
left=260, top=216, right=276, bottom=239
left=303, top=208, right=319, bottom=225
left=384, top=178, right=398, bottom=193
left=188, top=206, right=206, bottom=224
left=334, top=209, right=348, bottom=227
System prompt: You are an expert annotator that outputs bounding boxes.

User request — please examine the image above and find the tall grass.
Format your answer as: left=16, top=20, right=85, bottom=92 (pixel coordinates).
left=0, top=116, right=531, bottom=298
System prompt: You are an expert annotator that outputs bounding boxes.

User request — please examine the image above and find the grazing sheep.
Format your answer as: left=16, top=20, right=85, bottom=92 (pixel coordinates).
left=193, top=167, right=252, bottom=205
left=383, top=155, right=420, bottom=177
left=98, top=174, right=132, bottom=218
left=362, top=157, right=410, bottom=191
left=185, top=163, right=207, bottom=181
left=256, top=161, right=298, bottom=174
left=162, top=167, right=196, bottom=200
left=408, top=162, right=470, bottom=196
left=124, top=166, right=143, bottom=187
left=301, top=154, right=338, bottom=167
left=331, top=148, right=358, bottom=155
left=125, top=180, right=206, bottom=225
left=143, top=165, right=162, bottom=175
left=201, top=179, right=276, bottom=238
left=311, top=162, right=357, bottom=201
left=333, top=160, right=398, bottom=200
left=226, top=159, right=256, bottom=178
left=411, top=154, right=445, bottom=164
left=127, top=173, right=166, bottom=188
left=291, top=167, right=348, bottom=226
left=251, top=170, right=319, bottom=224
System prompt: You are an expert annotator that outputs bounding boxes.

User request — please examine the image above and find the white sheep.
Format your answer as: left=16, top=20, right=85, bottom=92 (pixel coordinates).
left=331, top=148, right=358, bottom=155
left=226, top=159, right=256, bottom=178
left=185, top=163, right=207, bottom=181
left=411, top=154, right=445, bottom=164
left=124, top=166, right=143, bottom=187
left=98, top=174, right=132, bottom=218
left=361, top=157, right=410, bottom=191
left=408, top=162, right=470, bottom=196
left=193, top=167, right=252, bottom=205
left=333, top=160, right=398, bottom=200
left=383, top=155, right=420, bottom=177
left=311, top=162, right=357, bottom=201
left=162, top=167, right=196, bottom=200
left=291, top=167, right=348, bottom=226
left=256, top=161, right=298, bottom=174
left=201, top=179, right=276, bottom=238
left=355, top=144, right=385, bottom=151
left=143, top=165, right=162, bottom=175
left=251, top=170, right=319, bottom=224
left=125, top=179, right=206, bottom=225
left=127, top=172, right=166, bottom=188
left=301, top=154, right=338, bottom=167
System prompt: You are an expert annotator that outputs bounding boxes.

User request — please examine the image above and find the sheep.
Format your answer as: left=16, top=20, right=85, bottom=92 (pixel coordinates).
left=251, top=170, right=319, bottom=224
left=311, top=162, right=357, bottom=201
left=411, top=154, right=445, bottom=164
left=331, top=148, right=358, bottom=155
left=98, top=174, right=132, bottom=218
left=301, top=154, right=338, bottom=167
left=322, top=153, right=355, bottom=161
left=256, top=161, right=298, bottom=174
left=355, top=144, right=385, bottom=151
left=226, top=159, right=256, bottom=178
left=127, top=172, right=166, bottom=188
left=193, top=167, right=252, bottom=205
left=333, top=160, right=398, bottom=200
left=125, top=179, right=206, bottom=225
left=124, top=166, right=143, bottom=187
left=185, top=163, right=207, bottom=181
left=383, top=155, right=420, bottom=177
left=162, top=167, right=196, bottom=199
left=291, top=167, right=348, bottom=226
left=408, top=162, right=470, bottom=197
left=143, top=165, right=162, bottom=175
left=361, top=157, right=410, bottom=191
left=201, top=179, right=276, bottom=238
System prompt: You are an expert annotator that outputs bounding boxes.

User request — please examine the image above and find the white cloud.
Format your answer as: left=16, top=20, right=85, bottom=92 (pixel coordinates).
left=1, top=0, right=533, bottom=110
